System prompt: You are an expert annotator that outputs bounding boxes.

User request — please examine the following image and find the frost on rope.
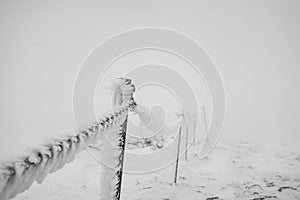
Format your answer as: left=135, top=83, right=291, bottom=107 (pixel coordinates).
left=0, top=78, right=135, bottom=200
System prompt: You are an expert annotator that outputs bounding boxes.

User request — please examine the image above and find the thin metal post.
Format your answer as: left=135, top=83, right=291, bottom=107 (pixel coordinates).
left=185, top=124, right=188, bottom=160
left=192, top=113, right=196, bottom=146
left=202, top=106, right=209, bottom=143
left=174, top=125, right=182, bottom=184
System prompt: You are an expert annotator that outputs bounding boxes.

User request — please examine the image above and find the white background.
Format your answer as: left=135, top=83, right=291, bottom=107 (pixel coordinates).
left=0, top=0, right=299, bottom=160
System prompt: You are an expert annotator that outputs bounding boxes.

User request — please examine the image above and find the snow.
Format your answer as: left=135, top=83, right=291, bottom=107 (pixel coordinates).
left=11, top=140, right=300, bottom=200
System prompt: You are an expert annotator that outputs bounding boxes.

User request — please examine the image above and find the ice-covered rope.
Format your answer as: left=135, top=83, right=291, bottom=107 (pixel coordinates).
left=0, top=78, right=136, bottom=200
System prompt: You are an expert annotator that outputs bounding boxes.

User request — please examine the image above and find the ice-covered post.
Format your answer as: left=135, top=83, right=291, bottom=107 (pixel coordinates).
left=114, top=116, right=128, bottom=200
left=99, top=78, right=135, bottom=200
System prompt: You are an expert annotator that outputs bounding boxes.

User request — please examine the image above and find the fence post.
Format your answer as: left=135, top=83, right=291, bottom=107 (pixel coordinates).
left=185, top=124, right=188, bottom=161
left=202, top=106, right=209, bottom=143
left=174, top=125, right=182, bottom=184
left=114, top=115, right=128, bottom=200
left=192, top=113, right=196, bottom=146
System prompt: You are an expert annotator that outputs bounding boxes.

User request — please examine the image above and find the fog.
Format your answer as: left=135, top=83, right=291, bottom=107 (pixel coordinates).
left=0, top=0, right=299, bottom=160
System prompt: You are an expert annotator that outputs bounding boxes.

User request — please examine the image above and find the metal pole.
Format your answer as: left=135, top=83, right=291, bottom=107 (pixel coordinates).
left=192, top=113, right=196, bottom=146
left=174, top=125, right=182, bottom=184
left=185, top=124, right=188, bottom=160
left=202, top=106, right=209, bottom=143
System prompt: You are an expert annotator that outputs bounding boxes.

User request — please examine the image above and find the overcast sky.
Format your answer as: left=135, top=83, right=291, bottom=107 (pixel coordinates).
left=0, top=0, right=299, bottom=160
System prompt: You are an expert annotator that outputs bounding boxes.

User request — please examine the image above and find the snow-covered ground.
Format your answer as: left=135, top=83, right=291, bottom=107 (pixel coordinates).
left=13, top=140, right=300, bottom=200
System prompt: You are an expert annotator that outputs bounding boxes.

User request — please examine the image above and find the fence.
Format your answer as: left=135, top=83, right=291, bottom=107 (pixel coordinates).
left=0, top=78, right=136, bottom=200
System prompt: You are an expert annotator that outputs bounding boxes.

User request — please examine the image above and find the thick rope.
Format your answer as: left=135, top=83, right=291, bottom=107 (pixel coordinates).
left=0, top=78, right=135, bottom=200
